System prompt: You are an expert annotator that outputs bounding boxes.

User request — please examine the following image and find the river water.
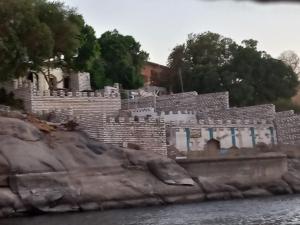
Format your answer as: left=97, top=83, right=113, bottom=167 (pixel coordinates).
left=1, top=195, right=300, bottom=225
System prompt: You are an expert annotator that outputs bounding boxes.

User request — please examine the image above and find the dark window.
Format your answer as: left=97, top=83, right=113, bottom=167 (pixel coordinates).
left=64, top=77, right=70, bottom=89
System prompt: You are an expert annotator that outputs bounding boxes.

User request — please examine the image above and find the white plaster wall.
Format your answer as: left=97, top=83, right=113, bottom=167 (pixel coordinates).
left=190, top=137, right=203, bottom=151
left=170, top=125, right=277, bottom=153
left=37, top=68, right=64, bottom=91
left=35, top=69, right=92, bottom=91
left=201, top=128, right=212, bottom=150
left=238, top=128, right=254, bottom=148
left=175, top=128, right=188, bottom=152
left=215, top=128, right=233, bottom=149
left=189, top=128, right=206, bottom=151
left=256, top=127, right=275, bottom=145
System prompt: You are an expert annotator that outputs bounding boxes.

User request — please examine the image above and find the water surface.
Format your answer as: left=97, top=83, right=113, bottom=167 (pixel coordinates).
left=1, top=195, right=300, bottom=225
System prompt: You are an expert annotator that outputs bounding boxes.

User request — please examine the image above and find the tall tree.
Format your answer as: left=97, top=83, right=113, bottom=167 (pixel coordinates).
left=279, top=50, right=300, bottom=76
left=221, top=40, right=298, bottom=105
left=167, top=32, right=299, bottom=106
left=72, top=25, right=107, bottom=89
left=167, top=32, right=236, bottom=94
left=98, top=30, right=149, bottom=89
left=0, top=0, right=84, bottom=90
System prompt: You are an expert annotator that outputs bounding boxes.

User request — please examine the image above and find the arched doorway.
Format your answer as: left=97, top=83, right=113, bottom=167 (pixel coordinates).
left=63, top=77, right=70, bottom=90
left=206, top=139, right=221, bottom=152
left=203, top=139, right=221, bottom=157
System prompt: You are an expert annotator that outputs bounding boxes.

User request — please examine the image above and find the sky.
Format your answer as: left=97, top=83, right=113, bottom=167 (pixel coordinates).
left=63, top=0, right=300, bottom=65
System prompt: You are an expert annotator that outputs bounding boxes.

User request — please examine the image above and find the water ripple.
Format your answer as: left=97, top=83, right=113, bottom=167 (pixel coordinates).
left=1, top=195, right=300, bottom=225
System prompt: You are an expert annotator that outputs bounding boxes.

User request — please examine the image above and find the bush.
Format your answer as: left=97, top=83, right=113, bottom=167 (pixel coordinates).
left=0, top=88, right=24, bottom=110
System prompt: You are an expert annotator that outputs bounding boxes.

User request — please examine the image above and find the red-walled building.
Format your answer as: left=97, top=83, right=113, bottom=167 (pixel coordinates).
left=141, top=61, right=169, bottom=86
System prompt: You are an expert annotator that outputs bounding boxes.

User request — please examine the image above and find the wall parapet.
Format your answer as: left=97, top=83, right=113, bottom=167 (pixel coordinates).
left=76, top=114, right=167, bottom=156
left=166, top=118, right=274, bottom=128
left=197, top=104, right=276, bottom=121
left=121, top=91, right=229, bottom=113
left=32, top=90, right=119, bottom=98
left=158, top=110, right=196, bottom=116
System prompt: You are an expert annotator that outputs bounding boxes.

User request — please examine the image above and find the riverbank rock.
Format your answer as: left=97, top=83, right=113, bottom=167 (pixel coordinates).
left=197, top=177, right=243, bottom=200
left=1, top=115, right=300, bottom=218
left=262, top=180, right=292, bottom=195
left=147, top=159, right=195, bottom=186
left=0, top=116, right=206, bottom=216
left=0, top=117, right=42, bottom=142
left=243, top=188, right=272, bottom=198
left=283, top=172, right=300, bottom=193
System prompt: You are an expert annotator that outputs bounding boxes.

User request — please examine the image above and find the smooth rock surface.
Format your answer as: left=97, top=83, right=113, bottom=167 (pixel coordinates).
left=0, top=115, right=299, bottom=218
left=243, top=188, right=272, bottom=198
left=0, top=116, right=203, bottom=216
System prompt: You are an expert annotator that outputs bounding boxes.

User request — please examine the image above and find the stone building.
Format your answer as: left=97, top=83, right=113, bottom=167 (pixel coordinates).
left=141, top=61, right=169, bottom=86
left=18, top=68, right=91, bottom=92
left=1, top=72, right=167, bottom=155
left=2, top=68, right=300, bottom=157
left=124, top=91, right=300, bottom=156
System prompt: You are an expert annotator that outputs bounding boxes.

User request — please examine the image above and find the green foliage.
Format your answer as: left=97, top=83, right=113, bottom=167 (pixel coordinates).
left=72, top=25, right=107, bottom=89
left=0, top=0, right=149, bottom=90
left=0, top=88, right=24, bottom=110
left=166, top=31, right=299, bottom=106
left=98, top=30, right=149, bottom=89
left=0, top=0, right=84, bottom=88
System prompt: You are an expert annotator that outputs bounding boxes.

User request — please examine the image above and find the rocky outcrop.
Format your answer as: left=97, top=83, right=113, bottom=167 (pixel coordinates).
left=197, top=177, right=243, bottom=200
left=283, top=172, right=300, bottom=193
left=0, top=116, right=205, bottom=217
left=1, top=116, right=300, bottom=217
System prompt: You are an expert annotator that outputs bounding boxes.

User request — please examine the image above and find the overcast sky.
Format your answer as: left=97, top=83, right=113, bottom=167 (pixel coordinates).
left=63, top=0, right=300, bottom=65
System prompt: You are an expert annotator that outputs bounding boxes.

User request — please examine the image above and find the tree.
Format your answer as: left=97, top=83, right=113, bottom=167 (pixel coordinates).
left=167, top=44, right=185, bottom=92
left=279, top=50, right=300, bottom=76
left=72, top=25, right=107, bottom=89
left=98, top=30, right=149, bottom=89
left=167, top=32, right=299, bottom=106
left=0, top=0, right=84, bottom=90
left=222, top=41, right=298, bottom=105
left=167, top=32, right=237, bottom=94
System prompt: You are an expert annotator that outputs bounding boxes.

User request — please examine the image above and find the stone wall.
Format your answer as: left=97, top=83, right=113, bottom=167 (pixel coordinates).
left=122, top=91, right=229, bottom=113
left=275, top=114, right=300, bottom=145
left=195, top=92, right=229, bottom=112
left=129, top=108, right=197, bottom=124
left=77, top=114, right=167, bottom=156
left=12, top=83, right=33, bottom=112
left=197, top=104, right=276, bottom=120
left=177, top=154, right=287, bottom=184
left=276, top=110, right=295, bottom=118
left=70, top=72, right=91, bottom=91
left=29, top=90, right=121, bottom=115
left=3, top=82, right=121, bottom=115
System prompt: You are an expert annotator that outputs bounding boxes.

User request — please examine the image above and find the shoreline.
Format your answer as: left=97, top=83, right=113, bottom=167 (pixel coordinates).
left=2, top=194, right=300, bottom=221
